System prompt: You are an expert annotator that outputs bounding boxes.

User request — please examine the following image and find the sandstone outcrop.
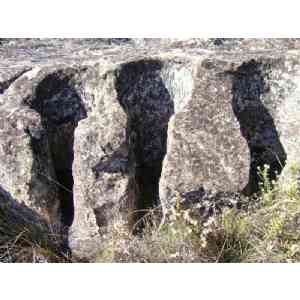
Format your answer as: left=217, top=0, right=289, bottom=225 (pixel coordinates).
left=0, top=39, right=300, bottom=260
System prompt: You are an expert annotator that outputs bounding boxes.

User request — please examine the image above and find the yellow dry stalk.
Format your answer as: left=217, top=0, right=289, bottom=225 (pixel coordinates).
left=175, top=191, right=182, bottom=213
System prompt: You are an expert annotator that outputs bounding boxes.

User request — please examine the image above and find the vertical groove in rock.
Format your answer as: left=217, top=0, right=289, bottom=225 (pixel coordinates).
left=230, top=60, right=287, bottom=194
left=116, top=60, right=172, bottom=223
left=31, top=70, right=87, bottom=227
left=115, top=60, right=194, bottom=223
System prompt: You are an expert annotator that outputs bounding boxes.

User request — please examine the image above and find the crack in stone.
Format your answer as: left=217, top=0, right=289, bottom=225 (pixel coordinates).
left=0, top=67, right=32, bottom=95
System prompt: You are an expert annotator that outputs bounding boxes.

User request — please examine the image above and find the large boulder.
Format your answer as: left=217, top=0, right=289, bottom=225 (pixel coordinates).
left=68, top=68, right=137, bottom=259
left=69, top=59, right=195, bottom=260
left=160, top=54, right=299, bottom=214
left=159, top=59, right=251, bottom=213
left=0, top=65, right=90, bottom=226
left=0, top=74, right=60, bottom=224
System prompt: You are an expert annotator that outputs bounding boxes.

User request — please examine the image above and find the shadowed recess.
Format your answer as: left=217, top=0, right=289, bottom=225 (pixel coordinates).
left=230, top=59, right=287, bottom=194
left=31, top=70, right=87, bottom=227
left=116, top=60, right=174, bottom=223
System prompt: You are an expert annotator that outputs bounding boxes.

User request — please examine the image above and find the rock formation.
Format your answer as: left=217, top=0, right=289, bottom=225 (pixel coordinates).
left=0, top=39, right=300, bottom=260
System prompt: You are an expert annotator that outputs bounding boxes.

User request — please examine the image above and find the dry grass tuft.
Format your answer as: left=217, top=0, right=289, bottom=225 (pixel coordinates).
left=95, top=164, right=300, bottom=263
left=2, top=164, right=300, bottom=263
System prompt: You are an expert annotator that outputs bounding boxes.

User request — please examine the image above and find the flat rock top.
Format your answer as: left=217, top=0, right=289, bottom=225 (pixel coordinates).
left=1, top=38, right=300, bottom=96
left=1, top=38, right=300, bottom=66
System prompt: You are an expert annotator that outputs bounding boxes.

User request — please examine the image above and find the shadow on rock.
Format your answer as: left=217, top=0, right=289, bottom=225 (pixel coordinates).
left=30, top=69, right=87, bottom=227
left=115, top=60, right=174, bottom=222
left=0, top=185, right=67, bottom=259
left=228, top=59, right=287, bottom=194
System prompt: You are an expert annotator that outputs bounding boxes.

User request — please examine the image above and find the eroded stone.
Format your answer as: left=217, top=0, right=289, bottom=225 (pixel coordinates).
left=0, top=39, right=300, bottom=261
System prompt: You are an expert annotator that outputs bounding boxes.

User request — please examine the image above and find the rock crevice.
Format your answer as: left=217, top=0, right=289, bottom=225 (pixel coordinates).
left=229, top=59, right=287, bottom=194
left=115, top=60, right=195, bottom=222
left=31, top=70, right=88, bottom=227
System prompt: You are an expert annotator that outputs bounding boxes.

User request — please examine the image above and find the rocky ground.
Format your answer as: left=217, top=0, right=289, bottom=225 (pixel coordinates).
left=0, top=38, right=300, bottom=262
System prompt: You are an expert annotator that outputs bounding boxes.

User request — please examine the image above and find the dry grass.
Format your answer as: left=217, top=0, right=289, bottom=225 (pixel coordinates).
left=0, top=191, right=73, bottom=263
left=95, top=164, right=300, bottom=263
left=0, top=222, right=73, bottom=263
left=0, top=239, right=71, bottom=263
left=1, top=164, right=300, bottom=263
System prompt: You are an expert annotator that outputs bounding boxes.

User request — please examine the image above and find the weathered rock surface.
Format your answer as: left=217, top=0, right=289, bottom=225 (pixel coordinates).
left=0, top=39, right=300, bottom=260
left=160, top=56, right=293, bottom=211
